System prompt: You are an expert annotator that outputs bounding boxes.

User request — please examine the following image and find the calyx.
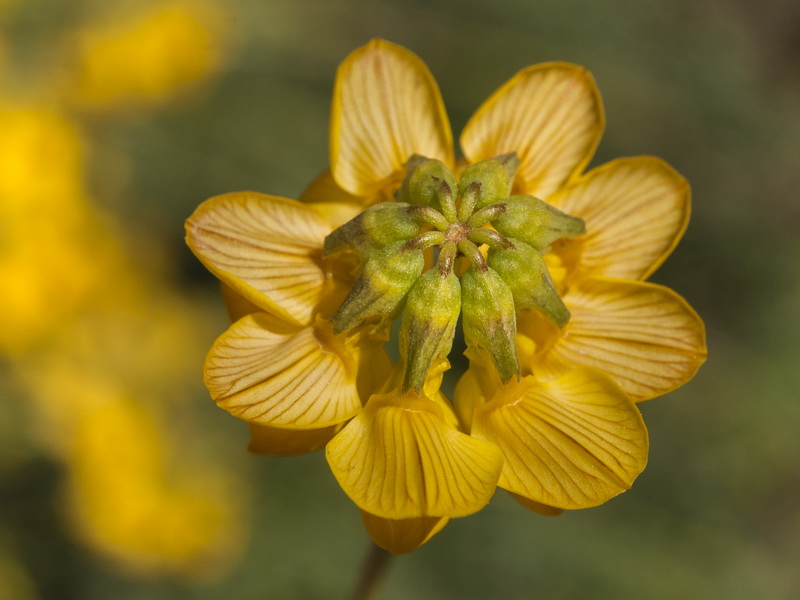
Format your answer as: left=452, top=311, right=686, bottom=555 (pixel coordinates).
left=323, top=154, right=585, bottom=392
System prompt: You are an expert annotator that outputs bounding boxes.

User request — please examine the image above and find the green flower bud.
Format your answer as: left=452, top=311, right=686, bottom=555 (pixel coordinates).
left=396, top=157, right=459, bottom=220
left=323, top=202, right=421, bottom=257
left=461, top=266, right=519, bottom=383
left=490, top=195, right=585, bottom=251
left=458, top=154, right=519, bottom=211
left=330, top=241, right=425, bottom=334
left=399, top=268, right=461, bottom=392
left=488, top=239, right=570, bottom=328
left=494, top=152, right=521, bottom=180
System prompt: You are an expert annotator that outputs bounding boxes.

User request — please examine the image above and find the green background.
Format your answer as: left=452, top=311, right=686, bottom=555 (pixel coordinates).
left=3, top=0, right=799, bottom=598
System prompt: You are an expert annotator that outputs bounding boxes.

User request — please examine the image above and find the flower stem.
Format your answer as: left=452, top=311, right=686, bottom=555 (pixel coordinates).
left=351, top=543, right=393, bottom=600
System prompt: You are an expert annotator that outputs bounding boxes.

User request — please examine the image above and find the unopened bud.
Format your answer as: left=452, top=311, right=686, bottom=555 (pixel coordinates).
left=330, top=242, right=424, bottom=333
left=323, top=202, right=421, bottom=257
left=490, top=195, right=585, bottom=251
left=488, top=239, right=570, bottom=327
left=459, top=154, right=519, bottom=210
left=399, top=269, right=461, bottom=392
left=396, top=157, right=459, bottom=219
left=460, top=266, right=519, bottom=383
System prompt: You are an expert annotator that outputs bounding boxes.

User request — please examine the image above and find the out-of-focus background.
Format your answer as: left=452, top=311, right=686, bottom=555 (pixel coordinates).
left=1, top=0, right=798, bottom=598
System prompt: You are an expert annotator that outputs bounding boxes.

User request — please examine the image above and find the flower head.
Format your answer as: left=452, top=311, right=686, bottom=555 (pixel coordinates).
left=186, top=39, right=706, bottom=554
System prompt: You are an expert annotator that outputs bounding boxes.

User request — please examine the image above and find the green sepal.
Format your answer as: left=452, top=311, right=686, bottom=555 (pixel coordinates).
left=488, top=239, right=570, bottom=328
left=460, top=266, right=519, bottom=383
left=323, top=202, right=421, bottom=257
left=396, top=156, right=458, bottom=218
left=458, top=154, right=519, bottom=211
left=399, top=268, right=461, bottom=392
left=490, top=195, right=585, bottom=251
left=330, top=242, right=425, bottom=334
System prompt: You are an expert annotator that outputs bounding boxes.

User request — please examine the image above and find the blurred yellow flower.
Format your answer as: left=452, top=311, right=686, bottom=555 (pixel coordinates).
left=7, top=263, right=249, bottom=579
left=65, top=2, right=228, bottom=111
left=0, top=107, right=86, bottom=216
left=1, top=2, right=249, bottom=582
left=0, top=107, right=113, bottom=354
left=0, top=0, right=18, bottom=19
left=0, top=36, right=7, bottom=80
left=187, top=39, right=706, bottom=554
left=21, top=282, right=218, bottom=449
left=67, top=391, right=243, bottom=578
left=11, top=236, right=249, bottom=577
left=16, top=282, right=248, bottom=577
left=0, top=554, right=37, bottom=600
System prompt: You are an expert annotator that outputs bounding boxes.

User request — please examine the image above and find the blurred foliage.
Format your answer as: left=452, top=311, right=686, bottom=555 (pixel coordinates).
left=1, top=0, right=799, bottom=598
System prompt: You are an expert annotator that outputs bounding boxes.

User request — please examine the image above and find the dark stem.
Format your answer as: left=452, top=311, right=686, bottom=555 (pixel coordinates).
left=350, top=543, right=393, bottom=600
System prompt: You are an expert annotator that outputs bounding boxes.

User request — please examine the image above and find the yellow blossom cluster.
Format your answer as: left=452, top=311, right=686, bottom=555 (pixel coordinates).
left=187, top=40, right=707, bottom=553
left=64, top=2, right=229, bottom=111
left=1, top=0, right=244, bottom=582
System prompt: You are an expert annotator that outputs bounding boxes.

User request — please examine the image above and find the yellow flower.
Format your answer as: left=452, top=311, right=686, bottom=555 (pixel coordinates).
left=67, top=391, right=244, bottom=579
left=17, top=273, right=248, bottom=579
left=0, top=107, right=113, bottom=354
left=64, top=2, right=228, bottom=111
left=187, top=39, right=706, bottom=553
left=0, top=554, right=36, bottom=600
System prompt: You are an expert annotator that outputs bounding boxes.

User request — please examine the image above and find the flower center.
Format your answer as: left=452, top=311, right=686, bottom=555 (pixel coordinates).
left=322, top=154, right=585, bottom=392
left=444, top=221, right=471, bottom=245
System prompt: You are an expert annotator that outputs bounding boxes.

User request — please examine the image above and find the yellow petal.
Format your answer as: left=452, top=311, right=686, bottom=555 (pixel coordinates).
left=204, top=313, right=364, bottom=429
left=351, top=331, right=395, bottom=405
left=461, top=62, right=604, bottom=200
left=548, top=157, right=690, bottom=280
left=186, top=192, right=331, bottom=326
left=509, top=492, right=564, bottom=517
left=471, top=370, right=648, bottom=509
left=220, top=282, right=261, bottom=322
left=453, top=364, right=492, bottom=433
left=308, top=202, right=364, bottom=230
left=326, top=391, right=503, bottom=519
left=379, top=358, right=461, bottom=429
left=331, top=39, right=454, bottom=197
left=247, top=422, right=342, bottom=456
left=299, top=168, right=363, bottom=204
left=299, top=167, right=393, bottom=209
left=536, top=277, right=707, bottom=401
left=421, top=359, right=462, bottom=431
left=298, top=170, right=375, bottom=229
left=360, top=510, right=449, bottom=555
left=453, top=345, right=512, bottom=433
